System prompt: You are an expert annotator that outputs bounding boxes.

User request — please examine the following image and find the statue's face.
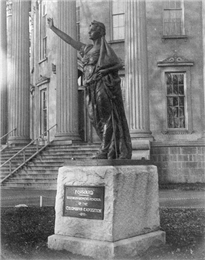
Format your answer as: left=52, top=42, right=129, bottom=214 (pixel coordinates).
left=88, top=24, right=101, bottom=40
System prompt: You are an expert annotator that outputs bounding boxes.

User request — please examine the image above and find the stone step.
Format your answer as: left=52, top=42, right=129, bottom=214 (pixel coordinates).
left=33, top=155, right=94, bottom=161
left=0, top=143, right=101, bottom=188
left=41, top=147, right=98, bottom=151
left=37, top=152, right=95, bottom=156
left=1, top=183, right=57, bottom=189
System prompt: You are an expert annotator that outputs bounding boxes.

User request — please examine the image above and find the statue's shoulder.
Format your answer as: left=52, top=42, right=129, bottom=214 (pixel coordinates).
left=79, top=44, right=93, bottom=56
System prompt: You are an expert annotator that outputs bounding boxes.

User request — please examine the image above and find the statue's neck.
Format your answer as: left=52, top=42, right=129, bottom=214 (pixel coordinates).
left=92, top=37, right=102, bottom=48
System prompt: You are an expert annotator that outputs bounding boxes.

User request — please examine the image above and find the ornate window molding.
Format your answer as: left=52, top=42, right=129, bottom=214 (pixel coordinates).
left=157, top=54, right=194, bottom=67
left=36, top=75, right=50, bottom=87
left=157, top=54, right=194, bottom=135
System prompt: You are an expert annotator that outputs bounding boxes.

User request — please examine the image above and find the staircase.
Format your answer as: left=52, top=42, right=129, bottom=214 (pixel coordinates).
left=0, top=143, right=99, bottom=189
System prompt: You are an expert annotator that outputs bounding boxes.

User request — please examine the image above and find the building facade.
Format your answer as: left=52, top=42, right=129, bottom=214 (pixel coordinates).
left=1, top=0, right=205, bottom=183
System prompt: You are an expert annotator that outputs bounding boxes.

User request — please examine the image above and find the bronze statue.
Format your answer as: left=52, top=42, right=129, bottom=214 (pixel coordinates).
left=48, top=18, right=132, bottom=159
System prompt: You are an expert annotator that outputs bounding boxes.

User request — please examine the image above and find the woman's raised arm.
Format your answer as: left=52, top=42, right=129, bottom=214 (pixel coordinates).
left=47, top=18, right=84, bottom=51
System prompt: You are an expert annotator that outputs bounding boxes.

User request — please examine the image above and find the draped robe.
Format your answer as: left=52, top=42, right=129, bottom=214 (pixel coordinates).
left=79, top=37, right=132, bottom=159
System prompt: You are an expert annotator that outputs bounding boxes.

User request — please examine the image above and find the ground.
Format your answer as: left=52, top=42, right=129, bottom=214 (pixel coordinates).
left=1, top=206, right=205, bottom=260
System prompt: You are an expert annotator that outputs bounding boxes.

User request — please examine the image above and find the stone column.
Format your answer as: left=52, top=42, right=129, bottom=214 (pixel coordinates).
left=125, top=0, right=153, bottom=140
left=202, top=0, right=205, bottom=139
left=55, top=0, right=80, bottom=143
left=125, top=0, right=153, bottom=159
left=0, top=0, right=8, bottom=144
left=8, top=0, right=31, bottom=145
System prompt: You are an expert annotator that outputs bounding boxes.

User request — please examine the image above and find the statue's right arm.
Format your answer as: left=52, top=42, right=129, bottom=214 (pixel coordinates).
left=47, top=18, right=84, bottom=51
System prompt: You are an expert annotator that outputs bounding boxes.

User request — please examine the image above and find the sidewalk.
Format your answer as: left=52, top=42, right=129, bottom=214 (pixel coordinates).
left=1, top=188, right=205, bottom=208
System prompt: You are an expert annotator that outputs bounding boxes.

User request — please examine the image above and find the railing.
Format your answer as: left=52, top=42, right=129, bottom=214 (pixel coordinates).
left=0, top=128, right=17, bottom=151
left=0, top=124, right=57, bottom=184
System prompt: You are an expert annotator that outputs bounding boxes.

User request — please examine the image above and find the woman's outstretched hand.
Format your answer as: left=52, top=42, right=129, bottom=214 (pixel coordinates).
left=47, top=18, right=54, bottom=29
left=47, top=17, right=83, bottom=51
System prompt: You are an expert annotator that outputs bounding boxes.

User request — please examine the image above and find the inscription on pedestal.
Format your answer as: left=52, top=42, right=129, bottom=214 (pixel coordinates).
left=63, top=186, right=104, bottom=220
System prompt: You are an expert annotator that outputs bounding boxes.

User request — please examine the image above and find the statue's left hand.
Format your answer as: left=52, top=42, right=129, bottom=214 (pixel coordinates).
left=96, top=69, right=108, bottom=79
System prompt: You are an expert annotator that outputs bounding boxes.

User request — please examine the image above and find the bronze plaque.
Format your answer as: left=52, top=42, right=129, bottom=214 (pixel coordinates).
left=63, top=186, right=104, bottom=220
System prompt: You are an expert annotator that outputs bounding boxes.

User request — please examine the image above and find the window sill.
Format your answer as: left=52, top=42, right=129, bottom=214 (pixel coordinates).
left=109, top=39, right=125, bottom=44
left=39, top=57, right=48, bottom=64
left=162, top=129, right=193, bottom=135
left=162, top=35, right=188, bottom=40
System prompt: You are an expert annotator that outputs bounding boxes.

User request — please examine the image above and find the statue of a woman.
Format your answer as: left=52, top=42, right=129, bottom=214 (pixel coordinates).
left=48, top=18, right=132, bottom=159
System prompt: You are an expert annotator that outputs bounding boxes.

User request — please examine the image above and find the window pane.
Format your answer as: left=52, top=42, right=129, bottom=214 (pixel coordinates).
left=178, top=74, right=184, bottom=84
left=112, top=1, right=124, bottom=14
left=167, top=85, right=172, bottom=94
left=173, top=97, right=178, bottom=106
left=179, top=85, right=184, bottom=94
left=40, top=89, right=47, bottom=136
left=113, top=15, right=119, bottom=27
left=179, top=97, right=184, bottom=106
left=166, top=0, right=181, bottom=9
left=175, top=0, right=181, bottom=8
left=112, top=1, right=125, bottom=40
left=163, top=3, right=183, bottom=36
left=40, top=2, right=47, bottom=60
left=112, top=1, right=119, bottom=14
left=166, top=72, right=186, bottom=129
left=113, top=29, right=119, bottom=40
left=180, top=118, right=185, bottom=128
left=43, top=37, right=47, bottom=58
left=118, top=27, right=124, bottom=39
left=76, top=6, right=80, bottom=41
left=118, top=14, right=124, bottom=26
left=113, top=14, right=124, bottom=40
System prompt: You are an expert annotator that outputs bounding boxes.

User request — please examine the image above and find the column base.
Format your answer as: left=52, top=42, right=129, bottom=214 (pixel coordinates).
left=131, top=139, right=151, bottom=160
left=130, top=130, right=154, bottom=141
left=48, top=231, right=165, bottom=260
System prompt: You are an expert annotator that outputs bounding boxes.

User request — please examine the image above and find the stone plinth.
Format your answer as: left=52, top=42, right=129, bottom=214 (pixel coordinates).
left=48, top=160, right=165, bottom=259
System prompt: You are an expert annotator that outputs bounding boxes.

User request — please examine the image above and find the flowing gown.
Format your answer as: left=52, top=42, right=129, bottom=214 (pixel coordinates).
left=79, top=38, right=132, bottom=159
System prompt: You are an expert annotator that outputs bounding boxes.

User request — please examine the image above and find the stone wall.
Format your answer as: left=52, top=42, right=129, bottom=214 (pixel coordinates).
left=150, top=142, right=205, bottom=183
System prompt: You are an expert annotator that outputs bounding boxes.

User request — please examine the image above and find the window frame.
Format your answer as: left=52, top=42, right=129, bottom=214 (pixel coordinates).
left=165, top=72, right=187, bottom=130
left=40, top=87, right=48, bottom=137
left=110, top=0, right=125, bottom=42
left=39, top=0, right=47, bottom=63
left=162, top=0, right=187, bottom=39
left=160, top=67, right=193, bottom=134
left=76, top=5, right=80, bottom=41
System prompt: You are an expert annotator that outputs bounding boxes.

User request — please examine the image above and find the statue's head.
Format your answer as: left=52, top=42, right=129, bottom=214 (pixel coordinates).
left=90, top=20, right=106, bottom=37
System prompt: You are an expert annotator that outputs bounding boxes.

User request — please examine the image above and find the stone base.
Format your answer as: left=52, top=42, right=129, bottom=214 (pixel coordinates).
left=48, top=230, right=165, bottom=259
left=48, top=161, right=165, bottom=259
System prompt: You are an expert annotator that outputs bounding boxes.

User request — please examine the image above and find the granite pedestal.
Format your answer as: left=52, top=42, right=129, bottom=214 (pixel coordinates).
left=48, top=160, right=165, bottom=259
